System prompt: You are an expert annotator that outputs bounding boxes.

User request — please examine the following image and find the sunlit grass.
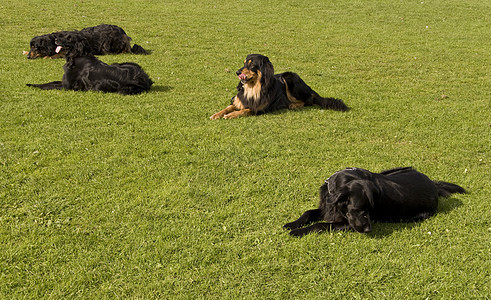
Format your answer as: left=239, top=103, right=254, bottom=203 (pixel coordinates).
left=0, top=0, right=489, bottom=298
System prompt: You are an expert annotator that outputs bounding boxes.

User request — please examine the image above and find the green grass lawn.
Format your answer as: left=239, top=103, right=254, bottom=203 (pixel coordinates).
left=1, top=0, right=489, bottom=298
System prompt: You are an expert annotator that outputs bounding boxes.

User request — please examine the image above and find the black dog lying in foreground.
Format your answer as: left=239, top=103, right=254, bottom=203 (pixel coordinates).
left=210, top=54, right=348, bottom=119
left=284, top=167, right=466, bottom=237
left=26, top=24, right=148, bottom=59
left=27, top=31, right=153, bottom=95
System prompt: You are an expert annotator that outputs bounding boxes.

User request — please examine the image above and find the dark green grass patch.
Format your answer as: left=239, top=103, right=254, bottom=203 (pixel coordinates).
left=1, top=0, right=489, bottom=298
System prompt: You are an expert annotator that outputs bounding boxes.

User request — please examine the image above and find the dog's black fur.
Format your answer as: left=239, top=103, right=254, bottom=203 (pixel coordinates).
left=26, top=24, right=149, bottom=59
left=27, top=31, right=153, bottom=95
left=210, top=54, right=348, bottom=119
left=284, top=167, right=466, bottom=237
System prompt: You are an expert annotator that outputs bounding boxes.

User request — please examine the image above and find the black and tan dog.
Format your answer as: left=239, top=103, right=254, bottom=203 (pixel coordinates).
left=284, top=167, right=466, bottom=237
left=25, top=24, right=148, bottom=59
left=210, top=54, right=348, bottom=119
left=27, top=31, right=152, bottom=95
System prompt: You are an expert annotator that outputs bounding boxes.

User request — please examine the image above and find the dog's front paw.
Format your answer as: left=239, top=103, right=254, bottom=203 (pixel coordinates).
left=210, top=113, right=223, bottom=120
left=283, top=222, right=298, bottom=230
left=289, top=228, right=309, bottom=237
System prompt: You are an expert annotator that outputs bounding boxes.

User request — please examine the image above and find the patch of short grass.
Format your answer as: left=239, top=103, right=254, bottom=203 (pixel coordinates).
left=0, top=0, right=489, bottom=298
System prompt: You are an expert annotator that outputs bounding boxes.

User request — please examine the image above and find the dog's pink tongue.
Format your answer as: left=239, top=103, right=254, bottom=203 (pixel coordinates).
left=55, top=46, right=62, bottom=53
left=238, top=73, right=247, bottom=80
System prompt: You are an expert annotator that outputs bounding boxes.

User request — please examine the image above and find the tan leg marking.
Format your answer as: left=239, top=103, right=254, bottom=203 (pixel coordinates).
left=210, top=105, right=236, bottom=120
left=28, top=51, right=42, bottom=59
left=47, top=53, right=65, bottom=59
left=224, top=109, right=253, bottom=119
left=289, top=102, right=305, bottom=109
left=282, top=76, right=305, bottom=110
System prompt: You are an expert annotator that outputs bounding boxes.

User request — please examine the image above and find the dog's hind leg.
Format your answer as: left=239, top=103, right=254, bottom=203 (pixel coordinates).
left=281, top=72, right=348, bottom=111
left=405, top=211, right=435, bottom=222
left=280, top=72, right=306, bottom=109
left=283, top=209, right=323, bottom=230
left=26, top=81, right=64, bottom=90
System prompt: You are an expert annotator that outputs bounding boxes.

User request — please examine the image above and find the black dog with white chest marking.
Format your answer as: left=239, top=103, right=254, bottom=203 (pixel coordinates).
left=210, top=54, right=348, bottom=119
left=26, top=24, right=148, bottom=59
left=284, top=167, right=466, bottom=237
left=27, top=31, right=153, bottom=95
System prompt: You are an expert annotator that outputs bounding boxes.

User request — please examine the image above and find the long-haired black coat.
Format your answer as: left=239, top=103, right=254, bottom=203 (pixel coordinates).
left=27, top=31, right=153, bottom=95
left=284, top=167, right=466, bottom=237
left=210, top=54, right=348, bottom=119
left=26, top=24, right=148, bottom=59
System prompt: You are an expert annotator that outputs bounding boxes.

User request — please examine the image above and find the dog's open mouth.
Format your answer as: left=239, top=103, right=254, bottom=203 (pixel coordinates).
left=55, top=45, right=63, bottom=53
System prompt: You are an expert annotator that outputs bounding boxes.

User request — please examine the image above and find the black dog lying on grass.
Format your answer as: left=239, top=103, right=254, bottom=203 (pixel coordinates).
left=284, top=167, right=466, bottom=237
left=27, top=31, right=153, bottom=95
left=25, top=24, right=149, bottom=59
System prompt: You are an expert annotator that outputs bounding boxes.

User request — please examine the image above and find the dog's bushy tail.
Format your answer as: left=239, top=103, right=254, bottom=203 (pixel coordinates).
left=131, top=44, right=149, bottom=55
left=313, top=93, right=349, bottom=111
left=434, top=181, right=466, bottom=197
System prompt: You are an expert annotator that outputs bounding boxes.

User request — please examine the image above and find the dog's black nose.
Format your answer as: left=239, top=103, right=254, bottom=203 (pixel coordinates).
left=236, top=69, right=242, bottom=76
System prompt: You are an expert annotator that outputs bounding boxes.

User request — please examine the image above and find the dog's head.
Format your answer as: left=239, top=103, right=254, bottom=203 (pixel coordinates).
left=27, top=35, right=56, bottom=59
left=54, top=32, right=93, bottom=58
left=320, top=168, right=378, bottom=233
left=346, top=203, right=372, bottom=233
left=236, top=54, right=274, bottom=86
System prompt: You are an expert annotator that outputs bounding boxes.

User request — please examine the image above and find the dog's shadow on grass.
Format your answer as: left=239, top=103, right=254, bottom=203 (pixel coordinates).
left=151, top=85, right=173, bottom=92
left=368, top=197, right=463, bottom=239
left=268, top=105, right=348, bottom=117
